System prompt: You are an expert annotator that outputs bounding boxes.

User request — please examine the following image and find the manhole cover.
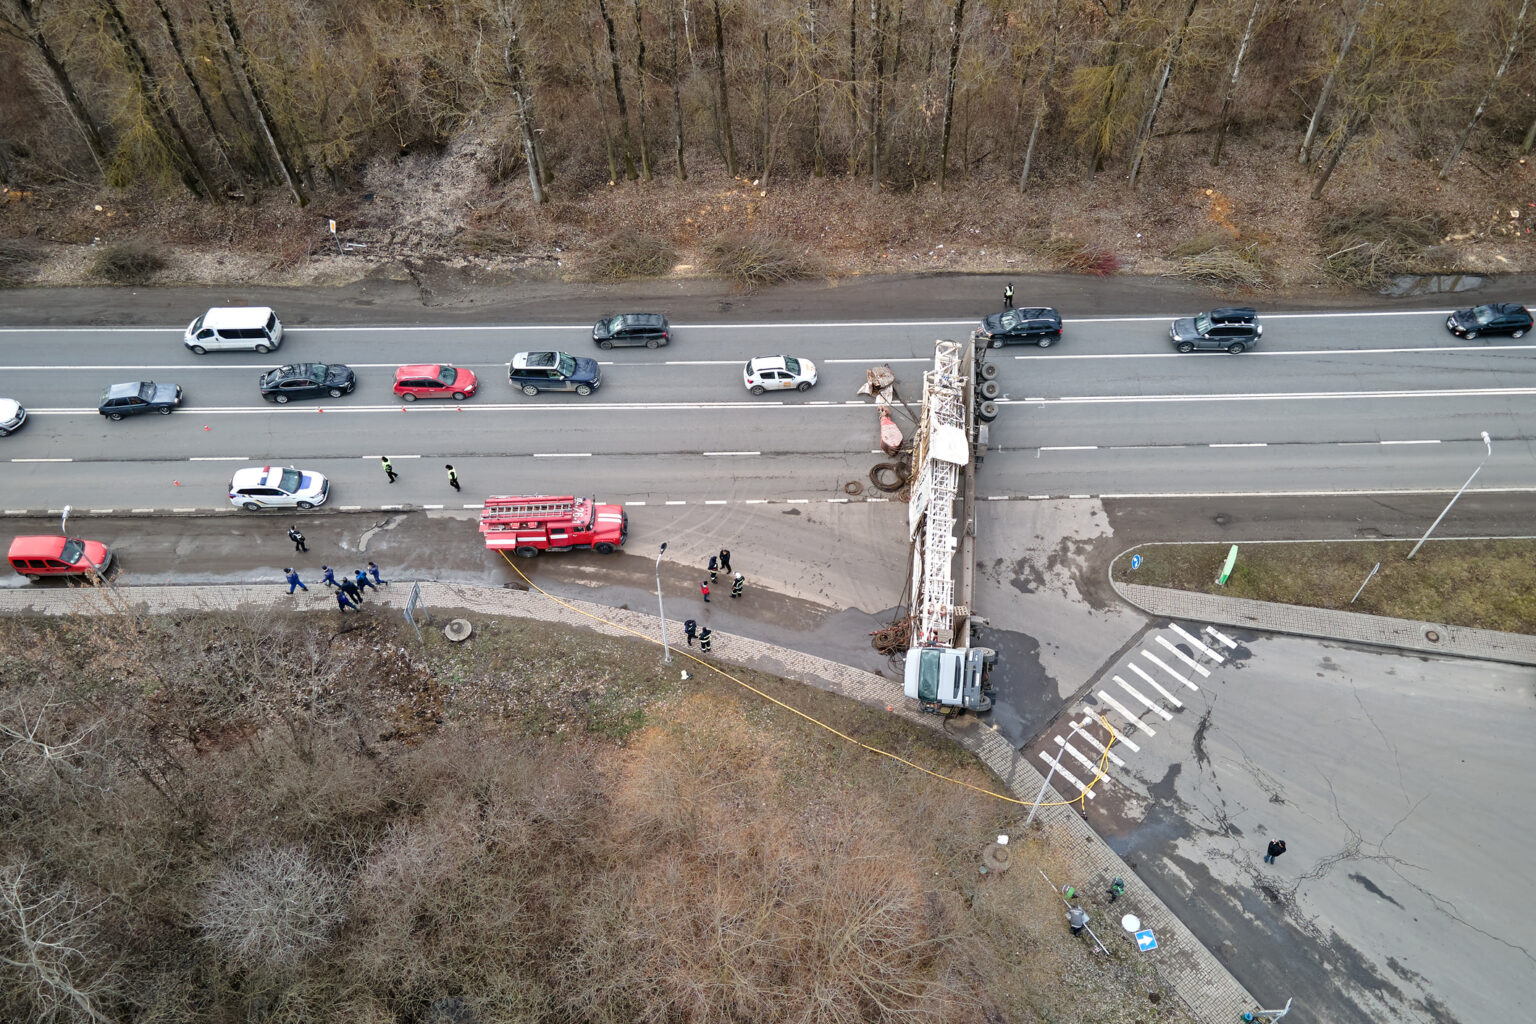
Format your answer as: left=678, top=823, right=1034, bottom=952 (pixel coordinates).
left=1425, top=629, right=1440, bottom=643
left=444, top=618, right=473, bottom=642
left=981, top=843, right=1011, bottom=873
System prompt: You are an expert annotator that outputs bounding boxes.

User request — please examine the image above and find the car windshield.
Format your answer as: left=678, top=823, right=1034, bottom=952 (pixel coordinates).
left=297, top=363, right=325, bottom=379
left=436, top=366, right=458, bottom=385
left=1471, top=306, right=1497, bottom=325
left=136, top=383, right=154, bottom=400
left=1193, top=312, right=1214, bottom=333
left=278, top=468, right=303, bottom=493
left=557, top=354, right=577, bottom=376
left=60, top=538, right=84, bottom=563
left=609, top=316, right=627, bottom=330
left=997, top=310, right=1023, bottom=328
left=782, top=357, right=802, bottom=374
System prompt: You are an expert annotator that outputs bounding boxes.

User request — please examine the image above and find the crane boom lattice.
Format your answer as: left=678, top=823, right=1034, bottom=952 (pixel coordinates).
left=909, top=339, right=969, bottom=648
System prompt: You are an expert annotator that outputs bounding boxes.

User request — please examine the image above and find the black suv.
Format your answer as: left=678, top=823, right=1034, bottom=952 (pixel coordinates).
left=508, top=351, right=603, bottom=395
left=593, top=312, right=670, bottom=349
left=99, top=381, right=182, bottom=419
left=258, top=363, right=356, bottom=403
left=1170, top=307, right=1262, bottom=353
left=1445, top=303, right=1532, bottom=340
left=975, top=307, right=1063, bottom=348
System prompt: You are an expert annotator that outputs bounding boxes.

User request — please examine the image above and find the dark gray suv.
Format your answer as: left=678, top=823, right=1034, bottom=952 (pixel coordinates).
left=1169, top=307, right=1262, bottom=353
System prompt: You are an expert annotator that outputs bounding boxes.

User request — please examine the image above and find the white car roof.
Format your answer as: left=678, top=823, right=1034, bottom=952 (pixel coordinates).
left=199, top=306, right=275, bottom=328
left=230, top=465, right=323, bottom=492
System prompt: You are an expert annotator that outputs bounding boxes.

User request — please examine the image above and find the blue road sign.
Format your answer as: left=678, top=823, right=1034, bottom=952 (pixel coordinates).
left=1131, top=554, right=1143, bottom=570
left=1135, top=929, right=1157, bottom=951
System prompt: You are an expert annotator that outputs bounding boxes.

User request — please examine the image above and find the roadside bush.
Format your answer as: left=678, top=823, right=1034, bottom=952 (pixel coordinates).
left=1063, top=246, right=1120, bottom=276
left=1170, top=230, right=1235, bottom=258
left=89, top=243, right=165, bottom=284
left=584, top=232, right=677, bottom=281
left=0, top=239, right=43, bottom=284
left=700, top=230, right=822, bottom=290
left=1178, top=243, right=1269, bottom=287
left=1319, top=202, right=1446, bottom=289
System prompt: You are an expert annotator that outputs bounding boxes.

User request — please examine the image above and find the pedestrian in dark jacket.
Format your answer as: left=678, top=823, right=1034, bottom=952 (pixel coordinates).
left=381, top=456, right=397, bottom=483
left=355, top=568, right=378, bottom=592
left=1264, top=839, right=1287, bottom=864
left=718, top=548, right=732, bottom=573
left=708, top=554, right=719, bottom=585
left=367, top=561, right=388, bottom=585
left=284, top=568, right=307, bottom=594
left=699, top=627, right=713, bottom=652
left=320, top=565, right=338, bottom=588
left=288, top=526, right=307, bottom=552
left=336, top=589, right=359, bottom=613
left=446, top=464, right=460, bottom=491
left=684, top=618, right=698, bottom=647
left=731, top=572, right=744, bottom=598
left=340, top=577, right=363, bottom=604
left=700, top=580, right=710, bottom=602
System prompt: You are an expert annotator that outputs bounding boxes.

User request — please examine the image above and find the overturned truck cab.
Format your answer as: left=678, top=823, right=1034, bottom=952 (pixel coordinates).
left=904, top=645, right=997, bottom=716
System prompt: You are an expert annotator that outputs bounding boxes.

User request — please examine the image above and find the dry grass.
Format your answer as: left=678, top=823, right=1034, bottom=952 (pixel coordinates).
left=87, top=243, right=165, bottom=284
left=699, top=230, right=824, bottom=290
left=1115, top=539, right=1536, bottom=633
left=1317, top=201, right=1448, bottom=289
left=1177, top=243, right=1270, bottom=287
left=583, top=231, right=679, bottom=281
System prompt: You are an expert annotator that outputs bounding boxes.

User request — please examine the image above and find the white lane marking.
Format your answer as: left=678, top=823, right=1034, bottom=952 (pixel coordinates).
left=986, top=495, right=1009, bottom=500
left=1070, top=723, right=1128, bottom=767
left=787, top=498, right=809, bottom=504
left=867, top=497, right=889, bottom=502
left=1028, top=493, right=1052, bottom=499
left=1097, top=691, right=1155, bottom=735
left=1113, top=676, right=1173, bottom=720
left=744, top=499, right=767, bottom=504
left=1156, top=634, right=1212, bottom=677
left=369, top=453, right=421, bottom=459
left=1210, top=442, right=1266, bottom=448
left=1100, top=486, right=1536, bottom=498
left=1171, top=622, right=1224, bottom=662
left=171, top=507, right=198, bottom=512
left=131, top=508, right=153, bottom=513
left=1051, top=386, right=1536, bottom=404
left=12, top=458, right=71, bottom=462
left=1054, top=735, right=1116, bottom=785
left=625, top=501, right=646, bottom=506
left=1128, top=662, right=1184, bottom=708
left=1085, top=706, right=1141, bottom=753
left=1041, top=445, right=1098, bottom=451
left=338, top=505, right=362, bottom=510
left=1381, top=439, right=1441, bottom=445
left=664, top=500, right=687, bottom=506
left=189, top=456, right=247, bottom=461
left=423, top=504, right=444, bottom=509
left=1206, top=626, right=1238, bottom=649
left=705, top=500, right=727, bottom=505
left=89, top=508, right=113, bottom=513
left=531, top=452, right=591, bottom=458
left=828, top=497, right=849, bottom=503
left=704, top=451, right=761, bottom=456
left=1035, top=752, right=1097, bottom=800
left=1141, top=651, right=1200, bottom=691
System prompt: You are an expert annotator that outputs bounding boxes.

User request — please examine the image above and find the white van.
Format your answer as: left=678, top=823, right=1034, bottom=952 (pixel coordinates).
left=184, top=307, right=284, bottom=353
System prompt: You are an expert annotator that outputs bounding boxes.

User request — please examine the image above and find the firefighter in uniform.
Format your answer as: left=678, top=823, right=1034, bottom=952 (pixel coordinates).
left=699, top=627, right=713, bottom=653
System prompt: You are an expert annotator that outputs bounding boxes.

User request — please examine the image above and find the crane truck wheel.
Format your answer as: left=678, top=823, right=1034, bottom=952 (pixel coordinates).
left=975, top=647, right=998, bottom=667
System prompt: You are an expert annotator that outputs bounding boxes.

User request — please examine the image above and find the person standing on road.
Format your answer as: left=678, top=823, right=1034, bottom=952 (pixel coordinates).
left=1003, top=282, right=1015, bottom=309
left=284, top=568, right=307, bottom=594
left=700, top=580, right=710, bottom=602
left=708, top=554, right=719, bottom=585
left=731, top=572, right=744, bottom=599
left=288, top=525, right=307, bottom=552
left=684, top=618, right=698, bottom=647
left=336, top=589, right=359, bottom=613
left=354, top=568, right=378, bottom=593
left=368, top=561, right=389, bottom=586
left=340, top=576, right=364, bottom=605
left=1067, top=906, right=1088, bottom=936
left=699, top=627, right=712, bottom=653
left=320, top=565, right=338, bottom=588
left=446, top=464, right=461, bottom=491
left=1264, top=839, right=1287, bottom=864
left=381, top=456, right=397, bottom=483
left=718, top=548, right=732, bottom=573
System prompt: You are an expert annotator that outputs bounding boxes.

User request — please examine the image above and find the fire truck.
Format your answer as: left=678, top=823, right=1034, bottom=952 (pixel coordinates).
left=478, top=495, right=628, bottom=557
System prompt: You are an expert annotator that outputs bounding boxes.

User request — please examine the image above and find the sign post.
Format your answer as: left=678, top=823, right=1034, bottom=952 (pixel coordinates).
left=1216, top=545, right=1238, bottom=586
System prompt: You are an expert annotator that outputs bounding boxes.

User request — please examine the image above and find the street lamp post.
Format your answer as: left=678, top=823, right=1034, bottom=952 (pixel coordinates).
left=1407, top=432, right=1491, bottom=560
left=1026, top=718, right=1088, bottom=827
left=655, top=542, right=672, bottom=664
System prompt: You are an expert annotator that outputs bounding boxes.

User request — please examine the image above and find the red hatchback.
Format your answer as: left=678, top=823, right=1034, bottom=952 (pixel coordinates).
left=393, top=364, right=478, bottom=401
left=8, top=535, right=114, bottom=581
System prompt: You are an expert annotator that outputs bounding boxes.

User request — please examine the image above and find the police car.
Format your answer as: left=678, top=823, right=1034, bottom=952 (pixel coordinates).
left=228, top=465, right=330, bottom=510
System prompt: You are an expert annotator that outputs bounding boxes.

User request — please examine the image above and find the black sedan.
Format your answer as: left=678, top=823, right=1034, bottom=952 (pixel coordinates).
left=99, top=381, right=182, bottom=419
left=258, top=363, right=356, bottom=403
left=1445, top=303, right=1532, bottom=340
left=593, top=312, right=670, bottom=349
left=975, top=307, right=1063, bottom=348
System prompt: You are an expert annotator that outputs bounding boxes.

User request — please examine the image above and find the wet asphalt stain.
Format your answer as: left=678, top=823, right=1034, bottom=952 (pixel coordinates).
left=980, top=625, right=1057, bottom=748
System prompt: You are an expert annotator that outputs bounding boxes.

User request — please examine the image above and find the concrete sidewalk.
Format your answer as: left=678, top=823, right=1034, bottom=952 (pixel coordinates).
left=0, top=578, right=1258, bottom=1023
left=1114, top=580, right=1536, bottom=666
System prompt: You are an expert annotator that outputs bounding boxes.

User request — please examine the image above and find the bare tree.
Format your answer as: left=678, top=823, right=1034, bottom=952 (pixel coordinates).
left=208, top=0, right=306, bottom=206
left=936, top=0, right=966, bottom=190
left=807, top=0, right=825, bottom=176
left=503, top=6, right=549, bottom=202
left=1211, top=0, right=1265, bottom=166
left=0, top=864, right=118, bottom=1024
left=0, top=0, right=110, bottom=171
left=147, top=0, right=245, bottom=194
left=632, top=0, right=652, bottom=179
left=197, top=844, right=344, bottom=973
left=667, top=0, right=687, bottom=179
left=595, top=0, right=638, bottom=179
left=1440, top=0, right=1530, bottom=178
left=1127, top=0, right=1201, bottom=189
left=867, top=0, right=887, bottom=189
left=1300, top=0, right=1368, bottom=165
left=1020, top=0, right=1062, bottom=191
left=712, top=0, right=738, bottom=174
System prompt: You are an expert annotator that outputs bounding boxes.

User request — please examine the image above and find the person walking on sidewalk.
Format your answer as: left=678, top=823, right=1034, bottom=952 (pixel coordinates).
left=1264, top=839, right=1287, bottom=864
left=730, top=572, right=745, bottom=598
left=1003, top=282, right=1015, bottom=309
left=368, top=561, right=389, bottom=586
left=1106, top=877, right=1125, bottom=903
left=340, top=576, right=364, bottom=605
left=718, top=548, right=732, bottom=573
left=354, top=568, right=379, bottom=593
left=288, top=525, right=307, bottom=552
left=336, top=589, right=359, bottom=613
left=320, top=565, right=338, bottom=589
left=284, top=568, right=307, bottom=594
left=446, top=464, right=461, bottom=491
left=699, top=627, right=713, bottom=653
left=1067, top=906, right=1088, bottom=936
left=684, top=619, right=698, bottom=647
left=700, top=580, right=710, bottom=602
left=381, top=456, right=397, bottom=483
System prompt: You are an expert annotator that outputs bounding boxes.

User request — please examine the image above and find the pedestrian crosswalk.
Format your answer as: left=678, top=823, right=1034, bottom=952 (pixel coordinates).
left=1035, top=621, right=1241, bottom=803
